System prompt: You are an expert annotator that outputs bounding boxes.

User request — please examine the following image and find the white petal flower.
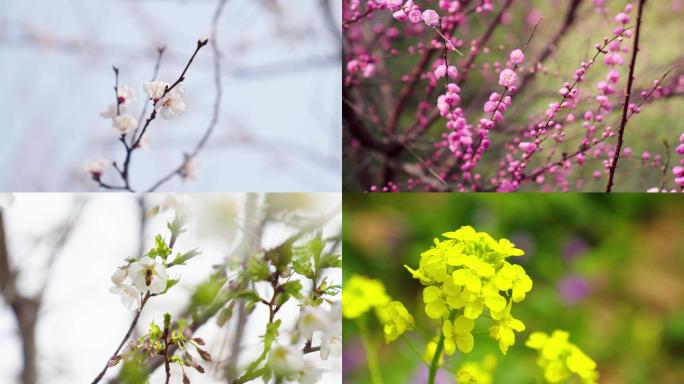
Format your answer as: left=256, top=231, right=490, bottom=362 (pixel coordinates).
left=299, top=306, right=332, bottom=340
left=111, top=266, right=128, bottom=285
left=268, top=345, right=305, bottom=378
left=320, top=332, right=342, bottom=361
left=100, top=103, right=126, bottom=118
left=298, top=360, right=323, bottom=384
left=0, top=193, right=15, bottom=209
left=112, top=114, right=138, bottom=135
left=109, top=284, right=141, bottom=310
left=117, top=84, right=136, bottom=105
left=128, top=258, right=169, bottom=294
left=84, top=159, right=109, bottom=178
left=143, top=80, right=170, bottom=102
left=156, top=86, right=186, bottom=119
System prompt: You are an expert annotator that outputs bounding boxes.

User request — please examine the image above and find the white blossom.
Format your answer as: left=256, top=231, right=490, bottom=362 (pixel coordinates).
left=143, top=80, right=169, bottom=102
left=100, top=103, right=126, bottom=118
left=298, top=360, right=323, bottom=384
left=128, top=258, right=168, bottom=294
left=320, top=332, right=342, bottom=361
left=112, top=114, right=138, bottom=135
left=110, top=266, right=128, bottom=285
left=157, top=86, right=186, bottom=119
left=0, top=193, right=15, bottom=209
left=117, top=84, right=136, bottom=105
left=267, top=345, right=305, bottom=378
left=84, top=159, right=109, bottom=177
left=108, top=284, right=141, bottom=310
left=299, top=306, right=331, bottom=340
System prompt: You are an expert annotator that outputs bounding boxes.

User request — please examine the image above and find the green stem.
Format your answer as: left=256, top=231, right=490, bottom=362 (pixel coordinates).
left=427, top=329, right=445, bottom=384
left=357, top=318, right=383, bottom=384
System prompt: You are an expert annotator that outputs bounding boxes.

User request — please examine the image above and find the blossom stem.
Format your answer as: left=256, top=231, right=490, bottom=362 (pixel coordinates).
left=427, top=327, right=445, bottom=384
left=606, top=0, right=647, bottom=192
left=357, top=317, right=383, bottom=384
left=91, top=292, right=151, bottom=384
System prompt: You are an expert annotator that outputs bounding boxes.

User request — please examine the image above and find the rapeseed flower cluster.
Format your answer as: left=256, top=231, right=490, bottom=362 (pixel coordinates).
left=405, top=226, right=532, bottom=354
left=342, top=274, right=415, bottom=343
left=456, top=354, right=497, bottom=384
left=526, top=330, right=598, bottom=383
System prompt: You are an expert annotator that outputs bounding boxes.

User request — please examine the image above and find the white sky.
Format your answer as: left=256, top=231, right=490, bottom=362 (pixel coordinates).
left=0, top=0, right=341, bottom=192
left=0, top=193, right=342, bottom=384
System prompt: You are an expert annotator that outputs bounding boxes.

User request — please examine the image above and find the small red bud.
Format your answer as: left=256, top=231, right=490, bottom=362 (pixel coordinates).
left=117, top=96, right=126, bottom=104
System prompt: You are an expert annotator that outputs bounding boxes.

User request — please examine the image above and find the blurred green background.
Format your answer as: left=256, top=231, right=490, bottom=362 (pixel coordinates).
left=342, top=194, right=684, bottom=383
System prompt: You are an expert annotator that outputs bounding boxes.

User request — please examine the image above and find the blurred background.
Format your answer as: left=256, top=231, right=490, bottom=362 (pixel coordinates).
left=0, top=193, right=341, bottom=383
left=343, top=193, right=684, bottom=383
left=0, top=0, right=341, bottom=191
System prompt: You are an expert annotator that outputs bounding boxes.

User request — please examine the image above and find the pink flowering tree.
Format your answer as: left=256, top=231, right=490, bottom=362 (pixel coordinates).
left=343, top=0, right=684, bottom=192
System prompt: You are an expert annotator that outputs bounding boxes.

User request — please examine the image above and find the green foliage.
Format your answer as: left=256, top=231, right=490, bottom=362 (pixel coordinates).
left=171, top=249, right=201, bottom=266
left=147, top=235, right=172, bottom=262
left=245, top=254, right=272, bottom=281
left=191, top=276, right=226, bottom=308
left=119, top=358, right=150, bottom=384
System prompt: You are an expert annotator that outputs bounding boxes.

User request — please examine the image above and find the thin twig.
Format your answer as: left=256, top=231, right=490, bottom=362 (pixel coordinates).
left=606, top=0, right=647, bottom=192
left=91, top=293, right=151, bottom=384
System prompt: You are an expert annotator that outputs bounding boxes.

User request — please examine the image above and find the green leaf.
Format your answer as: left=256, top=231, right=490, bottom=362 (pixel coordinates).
left=167, top=212, right=187, bottom=238
left=308, top=231, right=325, bottom=268
left=282, top=280, right=304, bottom=300
left=319, top=253, right=342, bottom=269
left=216, top=301, right=235, bottom=327
left=191, top=277, right=225, bottom=308
left=147, top=235, right=172, bottom=262
left=265, top=239, right=294, bottom=273
left=163, top=278, right=180, bottom=294
left=149, top=321, right=162, bottom=340
left=171, top=249, right=201, bottom=266
left=246, top=255, right=271, bottom=281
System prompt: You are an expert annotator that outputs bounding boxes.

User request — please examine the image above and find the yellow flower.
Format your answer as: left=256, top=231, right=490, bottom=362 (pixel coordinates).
left=488, top=303, right=525, bottom=354
left=383, top=301, right=415, bottom=343
left=422, top=339, right=444, bottom=365
left=442, top=315, right=474, bottom=355
left=526, top=330, right=598, bottom=383
left=405, top=226, right=533, bottom=356
left=456, top=354, right=497, bottom=384
left=342, top=274, right=390, bottom=319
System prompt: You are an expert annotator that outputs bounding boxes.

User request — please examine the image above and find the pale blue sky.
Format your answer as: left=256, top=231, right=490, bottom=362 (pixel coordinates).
left=0, top=0, right=341, bottom=192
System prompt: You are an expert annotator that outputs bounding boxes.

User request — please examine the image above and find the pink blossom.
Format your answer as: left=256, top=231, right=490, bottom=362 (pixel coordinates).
left=509, top=49, right=524, bottom=65
left=408, top=9, right=422, bottom=23
left=498, top=69, right=517, bottom=87
left=422, top=9, right=440, bottom=27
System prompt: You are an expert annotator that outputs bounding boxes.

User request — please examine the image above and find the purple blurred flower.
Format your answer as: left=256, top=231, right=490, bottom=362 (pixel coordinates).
left=342, top=339, right=366, bottom=377
left=562, top=237, right=589, bottom=262
left=558, top=275, right=591, bottom=305
left=412, top=365, right=455, bottom=384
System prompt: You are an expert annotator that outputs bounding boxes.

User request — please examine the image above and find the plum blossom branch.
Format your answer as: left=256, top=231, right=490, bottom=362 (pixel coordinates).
left=89, top=39, right=209, bottom=192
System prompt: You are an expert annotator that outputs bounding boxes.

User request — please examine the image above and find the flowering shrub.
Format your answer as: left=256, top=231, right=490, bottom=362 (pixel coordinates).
left=343, top=226, right=597, bottom=384
left=90, top=200, right=342, bottom=384
left=343, top=0, right=684, bottom=192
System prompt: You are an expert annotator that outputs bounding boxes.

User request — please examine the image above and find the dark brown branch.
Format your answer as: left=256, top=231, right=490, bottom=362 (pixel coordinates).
left=606, top=0, right=646, bottom=192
